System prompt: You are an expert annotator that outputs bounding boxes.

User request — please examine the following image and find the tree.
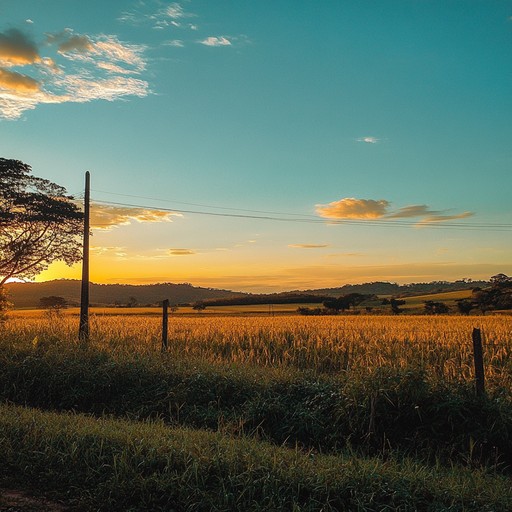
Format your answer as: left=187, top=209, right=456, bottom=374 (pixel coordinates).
left=390, top=298, right=406, bottom=315
left=192, top=301, right=206, bottom=312
left=472, top=289, right=493, bottom=314
left=323, top=293, right=369, bottom=313
left=127, top=296, right=138, bottom=308
left=323, top=298, right=344, bottom=313
left=424, top=300, right=449, bottom=315
left=490, top=273, right=511, bottom=286
left=471, top=275, right=512, bottom=314
left=456, top=299, right=473, bottom=315
left=39, top=296, right=68, bottom=310
left=0, top=158, right=83, bottom=285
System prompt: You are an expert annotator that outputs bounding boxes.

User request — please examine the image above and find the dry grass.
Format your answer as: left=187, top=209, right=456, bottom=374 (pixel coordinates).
left=3, top=313, right=511, bottom=386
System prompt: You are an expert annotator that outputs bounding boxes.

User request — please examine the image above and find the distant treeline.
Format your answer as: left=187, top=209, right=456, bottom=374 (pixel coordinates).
left=203, top=294, right=331, bottom=306
left=203, top=280, right=490, bottom=306
left=313, top=280, right=489, bottom=297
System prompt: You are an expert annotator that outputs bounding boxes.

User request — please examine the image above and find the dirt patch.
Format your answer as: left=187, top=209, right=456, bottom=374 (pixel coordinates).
left=0, top=489, right=71, bottom=512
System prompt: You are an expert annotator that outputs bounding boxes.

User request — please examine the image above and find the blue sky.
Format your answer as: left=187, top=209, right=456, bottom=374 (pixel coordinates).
left=1, top=0, right=511, bottom=291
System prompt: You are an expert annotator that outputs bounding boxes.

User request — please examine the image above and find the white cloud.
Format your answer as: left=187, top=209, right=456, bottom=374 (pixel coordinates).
left=163, top=39, right=185, bottom=48
left=54, top=74, right=149, bottom=102
left=163, top=3, right=189, bottom=19
left=0, top=28, right=150, bottom=119
left=356, top=136, right=380, bottom=144
left=200, top=36, right=232, bottom=47
left=120, top=2, right=197, bottom=30
left=55, top=33, right=147, bottom=74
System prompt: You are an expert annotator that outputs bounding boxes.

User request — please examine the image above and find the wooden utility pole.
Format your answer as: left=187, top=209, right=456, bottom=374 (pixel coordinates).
left=78, top=171, right=90, bottom=342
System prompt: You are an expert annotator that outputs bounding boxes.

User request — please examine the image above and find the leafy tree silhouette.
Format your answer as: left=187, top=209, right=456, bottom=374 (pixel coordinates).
left=0, top=158, right=83, bottom=286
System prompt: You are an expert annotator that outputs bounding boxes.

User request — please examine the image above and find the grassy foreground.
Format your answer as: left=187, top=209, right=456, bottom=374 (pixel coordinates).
left=2, top=403, right=512, bottom=512
left=1, top=338, right=512, bottom=469
left=1, top=314, right=512, bottom=469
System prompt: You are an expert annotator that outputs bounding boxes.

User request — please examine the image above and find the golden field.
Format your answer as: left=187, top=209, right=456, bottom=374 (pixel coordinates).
left=4, top=312, right=512, bottom=388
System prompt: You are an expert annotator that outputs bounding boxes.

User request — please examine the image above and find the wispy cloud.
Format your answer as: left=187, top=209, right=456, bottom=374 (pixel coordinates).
left=417, top=212, right=473, bottom=224
left=91, top=246, right=127, bottom=257
left=163, top=39, right=185, bottom=48
left=316, top=197, right=474, bottom=225
left=387, top=205, right=473, bottom=223
left=50, top=31, right=147, bottom=73
left=386, top=205, right=437, bottom=218
left=90, top=204, right=181, bottom=230
left=0, top=27, right=149, bottom=119
left=169, top=248, right=195, bottom=256
left=119, top=2, right=196, bottom=30
left=200, top=36, right=232, bottom=47
left=288, top=244, right=329, bottom=249
left=356, top=136, right=380, bottom=144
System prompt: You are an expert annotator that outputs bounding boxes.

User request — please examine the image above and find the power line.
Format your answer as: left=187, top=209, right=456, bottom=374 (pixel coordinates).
left=89, top=190, right=512, bottom=230
left=91, top=189, right=318, bottom=218
left=83, top=197, right=512, bottom=231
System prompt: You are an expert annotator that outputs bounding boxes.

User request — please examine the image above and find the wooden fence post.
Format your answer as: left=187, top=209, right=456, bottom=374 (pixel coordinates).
left=472, top=328, right=485, bottom=397
left=162, top=299, right=169, bottom=352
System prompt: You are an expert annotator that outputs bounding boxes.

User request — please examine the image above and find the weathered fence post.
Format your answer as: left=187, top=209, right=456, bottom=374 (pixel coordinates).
left=162, top=299, right=169, bottom=352
left=472, top=328, right=485, bottom=397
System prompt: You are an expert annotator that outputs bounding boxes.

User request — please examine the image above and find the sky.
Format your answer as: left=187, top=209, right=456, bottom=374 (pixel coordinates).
left=1, top=0, right=511, bottom=292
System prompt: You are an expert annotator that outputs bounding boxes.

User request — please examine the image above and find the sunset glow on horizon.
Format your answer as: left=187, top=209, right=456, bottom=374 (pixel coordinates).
left=3, top=0, right=511, bottom=292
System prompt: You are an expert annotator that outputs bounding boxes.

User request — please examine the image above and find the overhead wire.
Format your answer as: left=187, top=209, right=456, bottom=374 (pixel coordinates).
left=91, top=189, right=319, bottom=218
left=79, top=194, right=512, bottom=231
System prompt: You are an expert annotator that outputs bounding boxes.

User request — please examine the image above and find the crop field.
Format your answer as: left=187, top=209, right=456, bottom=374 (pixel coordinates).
left=2, top=312, right=512, bottom=510
left=4, top=312, right=512, bottom=384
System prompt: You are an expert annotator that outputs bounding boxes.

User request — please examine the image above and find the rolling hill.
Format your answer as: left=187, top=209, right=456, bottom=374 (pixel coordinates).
left=4, top=280, right=248, bottom=308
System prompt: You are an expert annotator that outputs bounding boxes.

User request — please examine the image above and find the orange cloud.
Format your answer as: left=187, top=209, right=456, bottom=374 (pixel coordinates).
left=169, top=249, right=196, bottom=256
left=316, top=198, right=389, bottom=219
left=90, top=203, right=181, bottom=229
left=0, top=29, right=40, bottom=66
left=0, top=68, right=39, bottom=92
left=316, top=198, right=474, bottom=225
left=288, top=244, right=329, bottom=249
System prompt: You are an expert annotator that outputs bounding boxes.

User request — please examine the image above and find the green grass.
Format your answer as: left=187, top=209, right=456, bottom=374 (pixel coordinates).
left=2, top=403, right=512, bottom=512
left=1, top=338, right=511, bottom=470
